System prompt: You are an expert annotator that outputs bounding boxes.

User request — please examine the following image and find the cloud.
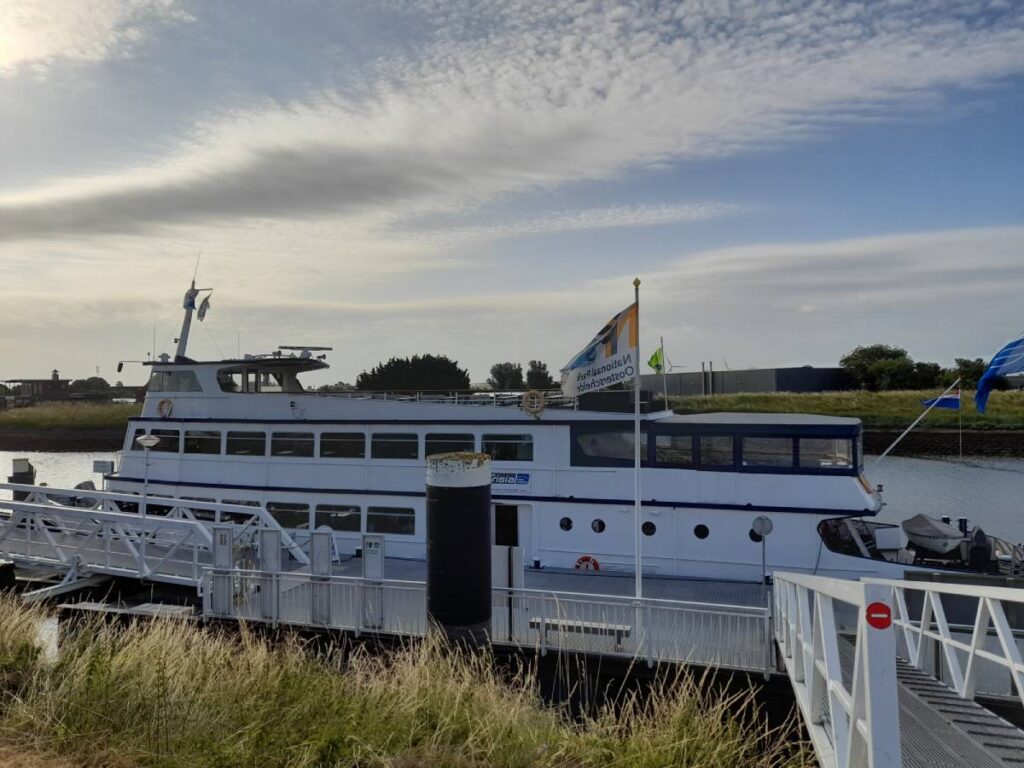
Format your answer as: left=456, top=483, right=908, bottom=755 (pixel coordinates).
left=0, top=0, right=193, bottom=76
left=1, top=0, right=1022, bottom=239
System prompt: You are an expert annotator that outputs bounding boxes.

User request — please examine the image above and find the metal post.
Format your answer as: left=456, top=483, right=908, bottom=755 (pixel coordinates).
left=633, top=277, right=642, bottom=601
left=141, top=445, right=150, bottom=573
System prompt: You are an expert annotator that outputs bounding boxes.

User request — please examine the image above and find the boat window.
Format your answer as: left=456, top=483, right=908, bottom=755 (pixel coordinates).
left=180, top=497, right=217, bottom=521
left=749, top=528, right=763, bottom=543
left=570, top=425, right=648, bottom=467
left=741, top=437, right=795, bottom=468
left=425, top=433, right=475, bottom=456
left=559, top=517, right=573, bottom=531
left=147, top=370, right=202, bottom=392
left=266, top=502, right=310, bottom=529
left=217, top=370, right=241, bottom=392
left=367, top=506, right=415, bottom=535
left=220, top=499, right=260, bottom=525
left=320, top=432, right=366, bottom=458
left=129, top=428, right=146, bottom=450
left=271, top=432, right=314, bottom=457
left=314, top=504, right=361, bottom=532
left=591, top=519, right=606, bottom=533
left=149, top=429, right=180, bottom=452
left=799, top=438, right=854, bottom=470
left=225, top=431, right=267, bottom=456
left=184, top=430, right=221, bottom=455
left=642, top=521, right=656, bottom=536
left=655, top=434, right=694, bottom=467
left=698, top=436, right=734, bottom=467
left=482, top=434, right=533, bottom=462
left=694, top=524, right=709, bottom=539
left=371, top=433, right=419, bottom=460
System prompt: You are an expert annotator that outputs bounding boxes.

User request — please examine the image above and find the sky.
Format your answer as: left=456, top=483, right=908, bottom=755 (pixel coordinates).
left=0, top=0, right=1022, bottom=387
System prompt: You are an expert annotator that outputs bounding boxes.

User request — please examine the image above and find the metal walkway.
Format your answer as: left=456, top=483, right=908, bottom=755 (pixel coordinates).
left=775, top=572, right=1024, bottom=768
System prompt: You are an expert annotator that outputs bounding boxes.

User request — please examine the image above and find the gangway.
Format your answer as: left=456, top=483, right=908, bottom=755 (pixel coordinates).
left=0, top=483, right=309, bottom=590
left=774, top=571, right=1024, bottom=768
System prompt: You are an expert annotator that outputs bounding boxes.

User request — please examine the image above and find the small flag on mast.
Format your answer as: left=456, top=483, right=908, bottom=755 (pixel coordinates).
left=921, top=393, right=960, bottom=410
left=560, top=302, right=638, bottom=398
left=647, top=345, right=665, bottom=373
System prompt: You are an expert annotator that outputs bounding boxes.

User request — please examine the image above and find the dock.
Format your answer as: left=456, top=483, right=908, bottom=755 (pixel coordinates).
left=3, top=482, right=1024, bottom=767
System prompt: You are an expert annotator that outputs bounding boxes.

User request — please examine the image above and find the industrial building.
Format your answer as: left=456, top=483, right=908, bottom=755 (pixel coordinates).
left=640, top=366, right=850, bottom=396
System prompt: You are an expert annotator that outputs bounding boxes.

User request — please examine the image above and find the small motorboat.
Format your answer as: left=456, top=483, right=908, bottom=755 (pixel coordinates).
left=901, top=513, right=964, bottom=554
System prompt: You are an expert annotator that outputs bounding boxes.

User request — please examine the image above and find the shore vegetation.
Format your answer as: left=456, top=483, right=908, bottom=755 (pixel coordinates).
left=0, top=402, right=141, bottom=430
left=0, top=597, right=809, bottom=768
left=669, top=389, right=1024, bottom=430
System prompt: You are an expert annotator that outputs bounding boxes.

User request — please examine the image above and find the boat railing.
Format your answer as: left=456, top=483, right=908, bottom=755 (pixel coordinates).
left=310, top=388, right=578, bottom=409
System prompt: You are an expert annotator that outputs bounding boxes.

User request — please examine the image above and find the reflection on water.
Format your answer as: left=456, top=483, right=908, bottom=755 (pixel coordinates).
left=0, top=449, right=1021, bottom=540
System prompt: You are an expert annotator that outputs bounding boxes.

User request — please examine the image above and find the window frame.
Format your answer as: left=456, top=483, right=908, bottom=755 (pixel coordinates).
left=425, top=433, right=475, bottom=457
left=184, top=430, right=222, bottom=455
left=320, top=432, right=366, bottom=459
left=225, top=431, right=267, bottom=457
left=482, top=433, right=534, bottom=462
left=270, top=432, right=315, bottom=458
left=366, top=506, right=416, bottom=535
left=370, top=433, right=420, bottom=460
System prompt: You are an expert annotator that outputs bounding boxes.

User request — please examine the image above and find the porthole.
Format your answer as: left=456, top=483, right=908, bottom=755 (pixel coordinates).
left=642, top=521, right=656, bottom=536
left=591, top=519, right=606, bottom=533
left=559, top=517, right=573, bottom=531
left=694, top=524, right=709, bottom=539
left=749, top=529, right=763, bottom=543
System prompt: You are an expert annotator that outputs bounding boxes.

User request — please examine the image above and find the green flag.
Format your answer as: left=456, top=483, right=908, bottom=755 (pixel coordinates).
left=647, top=346, right=664, bottom=373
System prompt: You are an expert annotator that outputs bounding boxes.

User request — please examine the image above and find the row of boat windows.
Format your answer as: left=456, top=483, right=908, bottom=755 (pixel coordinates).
left=130, top=429, right=534, bottom=461
left=161, top=498, right=416, bottom=535
left=574, top=428, right=854, bottom=471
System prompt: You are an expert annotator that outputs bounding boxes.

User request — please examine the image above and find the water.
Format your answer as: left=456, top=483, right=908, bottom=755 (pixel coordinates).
left=1, top=450, right=1021, bottom=540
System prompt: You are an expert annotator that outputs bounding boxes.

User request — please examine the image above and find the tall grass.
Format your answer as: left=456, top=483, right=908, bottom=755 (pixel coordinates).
left=670, top=389, right=1024, bottom=430
left=0, top=402, right=141, bottom=430
left=0, top=597, right=810, bottom=767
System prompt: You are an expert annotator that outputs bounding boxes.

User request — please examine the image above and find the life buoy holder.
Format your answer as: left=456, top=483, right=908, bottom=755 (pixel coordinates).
left=157, top=399, right=173, bottom=418
left=574, top=554, right=600, bottom=571
left=522, top=389, right=545, bottom=418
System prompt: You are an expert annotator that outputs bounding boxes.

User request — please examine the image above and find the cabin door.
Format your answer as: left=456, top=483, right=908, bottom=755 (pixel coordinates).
left=494, top=504, right=519, bottom=547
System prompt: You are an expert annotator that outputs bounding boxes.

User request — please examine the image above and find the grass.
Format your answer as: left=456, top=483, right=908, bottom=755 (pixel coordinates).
left=669, top=389, right=1024, bottom=430
left=0, top=403, right=141, bottom=431
left=0, top=597, right=810, bottom=768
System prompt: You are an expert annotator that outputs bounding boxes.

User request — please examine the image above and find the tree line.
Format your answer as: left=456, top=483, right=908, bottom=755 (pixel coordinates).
left=317, top=356, right=558, bottom=393
left=839, top=345, right=1003, bottom=391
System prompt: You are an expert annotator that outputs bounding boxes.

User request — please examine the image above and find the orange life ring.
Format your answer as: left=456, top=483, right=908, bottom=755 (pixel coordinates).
left=157, top=399, right=173, bottom=418
left=574, top=554, right=600, bottom=571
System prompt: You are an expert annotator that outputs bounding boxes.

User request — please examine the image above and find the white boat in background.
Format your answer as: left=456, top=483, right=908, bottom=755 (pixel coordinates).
left=901, top=514, right=964, bottom=554
left=89, top=282, right=1022, bottom=583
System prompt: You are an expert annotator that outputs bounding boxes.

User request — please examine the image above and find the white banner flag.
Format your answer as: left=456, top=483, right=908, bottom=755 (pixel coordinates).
left=560, top=302, right=638, bottom=398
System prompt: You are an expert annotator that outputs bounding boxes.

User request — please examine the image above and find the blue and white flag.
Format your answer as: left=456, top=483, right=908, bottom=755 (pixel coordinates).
left=976, top=336, right=1024, bottom=414
left=560, top=302, right=638, bottom=398
left=922, top=394, right=960, bottom=410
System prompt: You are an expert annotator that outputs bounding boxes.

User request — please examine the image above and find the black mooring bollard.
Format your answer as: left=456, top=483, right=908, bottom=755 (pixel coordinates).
left=8, top=458, right=36, bottom=501
left=426, top=452, right=492, bottom=646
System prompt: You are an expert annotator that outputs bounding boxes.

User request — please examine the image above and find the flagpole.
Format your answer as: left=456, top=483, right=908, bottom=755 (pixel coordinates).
left=633, top=278, right=642, bottom=601
left=958, top=384, right=963, bottom=461
left=660, top=335, right=668, bottom=410
left=871, top=377, right=960, bottom=470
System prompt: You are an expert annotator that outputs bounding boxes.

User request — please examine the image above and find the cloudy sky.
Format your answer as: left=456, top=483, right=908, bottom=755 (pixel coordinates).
left=1, top=0, right=1022, bottom=386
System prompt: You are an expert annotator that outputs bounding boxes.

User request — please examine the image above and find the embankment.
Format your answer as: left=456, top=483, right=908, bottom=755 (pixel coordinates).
left=863, top=429, right=1023, bottom=457
left=0, top=427, right=124, bottom=452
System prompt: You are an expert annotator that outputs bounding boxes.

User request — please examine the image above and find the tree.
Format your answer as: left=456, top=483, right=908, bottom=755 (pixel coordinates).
left=839, top=345, right=914, bottom=391
left=949, top=357, right=1008, bottom=391
left=316, top=381, right=355, bottom=393
left=525, top=360, right=556, bottom=389
left=487, top=362, right=524, bottom=390
left=355, top=355, right=469, bottom=392
left=908, top=361, right=943, bottom=390
left=69, top=376, right=110, bottom=394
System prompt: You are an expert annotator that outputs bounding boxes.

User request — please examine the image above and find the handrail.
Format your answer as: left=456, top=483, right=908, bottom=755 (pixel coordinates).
left=864, top=577, right=1024, bottom=708
left=773, top=571, right=901, bottom=768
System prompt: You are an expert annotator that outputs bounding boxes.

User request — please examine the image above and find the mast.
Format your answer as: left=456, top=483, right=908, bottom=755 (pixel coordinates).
left=174, top=279, right=212, bottom=361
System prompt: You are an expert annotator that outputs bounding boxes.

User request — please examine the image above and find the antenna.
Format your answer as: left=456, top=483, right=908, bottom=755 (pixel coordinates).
left=192, top=251, right=202, bottom=282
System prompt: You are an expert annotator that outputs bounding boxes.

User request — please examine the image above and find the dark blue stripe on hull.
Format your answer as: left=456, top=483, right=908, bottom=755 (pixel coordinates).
left=109, top=475, right=873, bottom=517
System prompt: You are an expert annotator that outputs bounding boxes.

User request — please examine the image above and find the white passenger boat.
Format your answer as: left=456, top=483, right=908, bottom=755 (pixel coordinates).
left=100, top=283, right=1020, bottom=583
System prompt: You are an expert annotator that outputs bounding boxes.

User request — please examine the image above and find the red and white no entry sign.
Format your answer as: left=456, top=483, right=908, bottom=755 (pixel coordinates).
left=865, top=601, right=892, bottom=630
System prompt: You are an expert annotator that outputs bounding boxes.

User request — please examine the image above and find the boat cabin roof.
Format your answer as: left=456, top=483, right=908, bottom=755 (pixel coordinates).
left=146, top=357, right=328, bottom=374
left=664, top=412, right=860, bottom=426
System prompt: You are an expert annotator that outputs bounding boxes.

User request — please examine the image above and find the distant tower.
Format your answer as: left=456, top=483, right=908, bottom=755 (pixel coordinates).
left=51, top=369, right=59, bottom=382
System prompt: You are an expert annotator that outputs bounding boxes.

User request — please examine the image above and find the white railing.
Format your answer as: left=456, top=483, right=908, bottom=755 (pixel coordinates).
left=0, top=484, right=309, bottom=585
left=774, top=572, right=901, bottom=768
left=200, top=570, right=770, bottom=672
left=870, top=577, right=1024, bottom=708
left=311, top=388, right=579, bottom=410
